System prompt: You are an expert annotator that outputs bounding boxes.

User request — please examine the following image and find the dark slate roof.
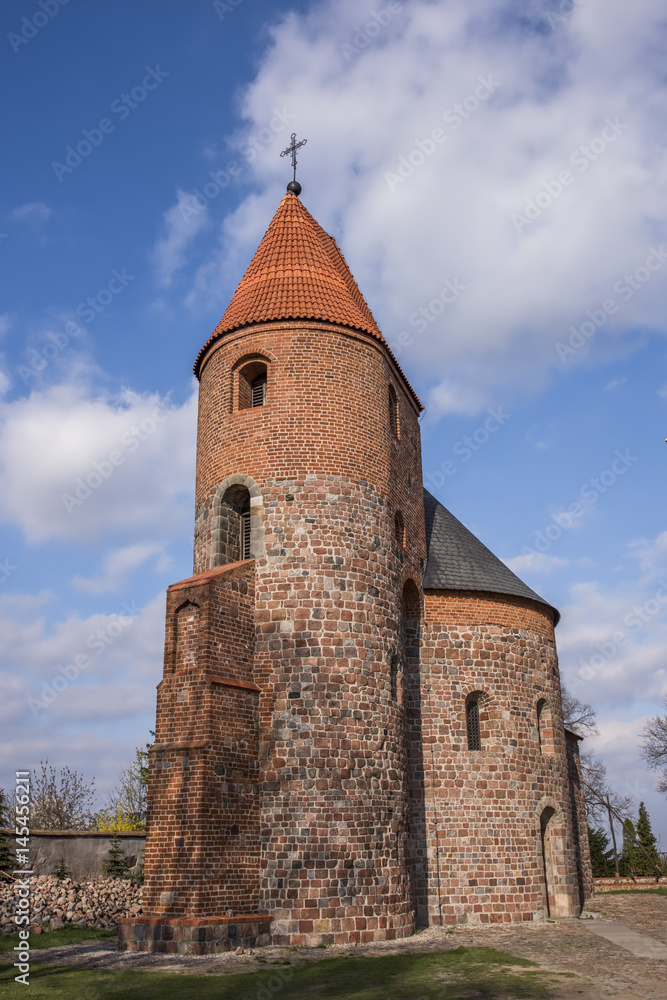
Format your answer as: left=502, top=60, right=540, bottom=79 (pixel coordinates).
left=422, top=489, right=560, bottom=624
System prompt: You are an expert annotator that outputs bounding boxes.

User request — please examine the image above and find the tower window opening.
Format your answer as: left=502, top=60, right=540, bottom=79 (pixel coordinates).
left=237, top=360, right=268, bottom=410
left=240, top=510, right=252, bottom=560
left=395, top=511, right=406, bottom=548
left=466, top=696, right=481, bottom=751
left=536, top=699, right=546, bottom=749
left=213, top=484, right=252, bottom=567
left=388, top=384, right=399, bottom=439
left=390, top=655, right=400, bottom=702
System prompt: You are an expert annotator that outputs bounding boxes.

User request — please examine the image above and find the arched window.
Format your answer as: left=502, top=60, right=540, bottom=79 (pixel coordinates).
left=237, top=360, right=268, bottom=410
left=466, top=693, right=482, bottom=751
left=395, top=511, right=406, bottom=548
left=388, top=384, right=399, bottom=439
left=214, top=484, right=251, bottom=565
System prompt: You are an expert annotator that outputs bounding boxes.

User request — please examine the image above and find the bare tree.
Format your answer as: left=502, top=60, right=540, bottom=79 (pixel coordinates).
left=561, top=687, right=599, bottom=739
left=13, top=761, right=96, bottom=830
left=639, top=699, right=667, bottom=793
left=561, top=687, right=634, bottom=874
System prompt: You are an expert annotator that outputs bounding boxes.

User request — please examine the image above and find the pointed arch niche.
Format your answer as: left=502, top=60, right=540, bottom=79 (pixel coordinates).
left=210, top=474, right=265, bottom=569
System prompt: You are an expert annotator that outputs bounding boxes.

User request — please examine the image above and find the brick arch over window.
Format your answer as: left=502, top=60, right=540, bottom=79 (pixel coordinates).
left=232, top=353, right=272, bottom=411
left=210, top=474, right=265, bottom=569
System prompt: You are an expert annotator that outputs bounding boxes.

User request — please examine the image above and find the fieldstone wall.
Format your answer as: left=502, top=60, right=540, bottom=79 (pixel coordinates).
left=0, top=877, right=142, bottom=934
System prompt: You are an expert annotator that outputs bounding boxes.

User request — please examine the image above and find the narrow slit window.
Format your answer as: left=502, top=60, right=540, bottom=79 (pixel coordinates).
left=395, top=511, right=406, bottom=548
left=466, top=698, right=481, bottom=751
left=536, top=699, right=546, bottom=750
left=240, top=511, right=251, bottom=560
left=388, top=385, right=399, bottom=439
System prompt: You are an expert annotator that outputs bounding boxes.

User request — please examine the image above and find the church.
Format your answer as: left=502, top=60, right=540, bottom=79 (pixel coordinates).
left=119, top=169, right=592, bottom=953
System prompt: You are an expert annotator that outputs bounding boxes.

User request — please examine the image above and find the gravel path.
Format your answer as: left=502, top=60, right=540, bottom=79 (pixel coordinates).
left=30, top=892, right=667, bottom=999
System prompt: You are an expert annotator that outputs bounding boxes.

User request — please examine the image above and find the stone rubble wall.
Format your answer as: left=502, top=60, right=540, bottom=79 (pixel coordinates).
left=0, top=876, right=142, bottom=934
left=593, top=877, right=664, bottom=893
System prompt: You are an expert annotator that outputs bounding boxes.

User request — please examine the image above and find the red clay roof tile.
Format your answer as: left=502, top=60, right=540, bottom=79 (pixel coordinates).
left=194, top=193, right=422, bottom=409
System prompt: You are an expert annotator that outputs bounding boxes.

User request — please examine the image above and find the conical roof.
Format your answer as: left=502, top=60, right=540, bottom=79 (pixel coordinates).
left=194, top=194, right=420, bottom=409
left=423, top=489, right=559, bottom=624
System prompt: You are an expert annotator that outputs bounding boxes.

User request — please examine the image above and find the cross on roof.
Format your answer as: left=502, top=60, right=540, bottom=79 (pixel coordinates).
left=281, top=132, right=307, bottom=183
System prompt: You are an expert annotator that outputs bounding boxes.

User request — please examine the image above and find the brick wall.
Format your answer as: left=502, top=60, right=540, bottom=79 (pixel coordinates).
left=417, top=590, right=584, bottom=924
left=143, top=561, right=259, bottom=919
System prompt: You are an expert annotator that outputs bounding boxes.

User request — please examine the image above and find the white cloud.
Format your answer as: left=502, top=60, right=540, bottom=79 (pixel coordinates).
left=558, top=575, right=667, bottom=710
left=10, top=202, right=52, bottom=225
left=71, top=542, right=170, bottom=594
left=182, top=0, right=667, bottom=416
left=0, top=382, right=197, bottom=544
left=503, top=552, right=569, bottom=574
left=0, top=586, right=166, bottom=805
left=151, top=189, right=209, bottom=287
left=627, top=530, right=667, bottom=580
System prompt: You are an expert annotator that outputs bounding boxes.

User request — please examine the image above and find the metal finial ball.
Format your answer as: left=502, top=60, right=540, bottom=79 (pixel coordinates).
left=287, top=180, right=302, bottom=196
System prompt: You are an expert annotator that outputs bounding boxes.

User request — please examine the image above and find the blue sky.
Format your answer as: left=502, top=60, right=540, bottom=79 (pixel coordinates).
left=1, top=0, right=667, bottom=843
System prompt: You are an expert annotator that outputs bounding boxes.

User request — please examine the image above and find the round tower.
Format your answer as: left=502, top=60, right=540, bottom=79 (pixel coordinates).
left=193, top=191, right=426, bottom=945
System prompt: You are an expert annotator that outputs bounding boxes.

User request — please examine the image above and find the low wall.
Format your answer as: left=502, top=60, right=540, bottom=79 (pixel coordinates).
left=0, top=829, right=145, bottom=880
left=594, top=876, right=664, bottom=893
left=0, top=876, right=142, bottom=935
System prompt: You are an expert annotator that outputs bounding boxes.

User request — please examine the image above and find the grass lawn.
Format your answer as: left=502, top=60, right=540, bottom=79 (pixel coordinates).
left=0, top=926, right=116, bottom=953
left=0, top=945, right=574, bottom=999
